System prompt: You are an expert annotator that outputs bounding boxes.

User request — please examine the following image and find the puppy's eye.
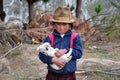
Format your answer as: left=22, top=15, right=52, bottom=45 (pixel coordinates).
left=46, top=47, right=48, bottom=50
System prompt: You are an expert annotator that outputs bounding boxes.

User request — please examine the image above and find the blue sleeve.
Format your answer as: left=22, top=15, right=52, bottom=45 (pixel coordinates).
left=71, top=35, right=83, bottom=59
left=38, top=36, right=53, bottom=64
left=39, top=52, right=53, bottom=64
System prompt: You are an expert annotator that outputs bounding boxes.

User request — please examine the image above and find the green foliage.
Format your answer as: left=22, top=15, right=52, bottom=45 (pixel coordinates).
left=105, top=26, right=120, bottom=39
left=67, top=4, right=75, bottom=11
left=104, top=76, right=115, bottom=80
left=105, top=27, right=116, bottom=38
left=70, top=5, right=75, bottom=11
left=92, top=10, right=120, bottom=40
left=42, top=0, right=49, bottom=3
left=104, top=13, right=120, bottom=39
left=95, top=4, right=102, bottom=14
left=13, top=50, right=21, bottom=56
left=67, top=4, right=70, bottom=7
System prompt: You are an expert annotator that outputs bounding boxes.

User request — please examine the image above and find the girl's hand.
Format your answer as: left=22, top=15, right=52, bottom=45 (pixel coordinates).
left=52, top=57, right=65, bottom=68
left=55, top=49, right=67, bottom=57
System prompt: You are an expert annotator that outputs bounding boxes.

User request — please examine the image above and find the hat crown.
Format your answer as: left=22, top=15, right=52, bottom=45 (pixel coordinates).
left=51, top=7, right=74, bottom=23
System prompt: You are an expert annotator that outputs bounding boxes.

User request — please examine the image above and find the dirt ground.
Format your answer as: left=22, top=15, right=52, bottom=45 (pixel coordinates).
left=0, top=40, right=120, bottom=80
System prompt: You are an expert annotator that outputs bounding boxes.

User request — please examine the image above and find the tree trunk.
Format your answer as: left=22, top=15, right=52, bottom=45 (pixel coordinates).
left=75, top=0, right=82, bottom=18
left=28, top=0, right=33, bottom=24
left=0, top=0, right=3, bottom=14
left=27, top=0, right=40, bottom=23
left=0, top=0, right=6, bottom=21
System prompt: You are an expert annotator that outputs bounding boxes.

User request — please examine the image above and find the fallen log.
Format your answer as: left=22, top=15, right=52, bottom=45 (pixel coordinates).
left=76, top=69, right=120, bottom=77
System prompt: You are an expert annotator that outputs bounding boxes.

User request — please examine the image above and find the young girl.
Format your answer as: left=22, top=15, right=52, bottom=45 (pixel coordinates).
left=39, top=6, right=83, bottom=80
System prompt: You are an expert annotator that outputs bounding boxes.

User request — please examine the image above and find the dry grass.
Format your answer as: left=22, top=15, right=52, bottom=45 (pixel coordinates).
left=0, top=40, right=120, bottom=80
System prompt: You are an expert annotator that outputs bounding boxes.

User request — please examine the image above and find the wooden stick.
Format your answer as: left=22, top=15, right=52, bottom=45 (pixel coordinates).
left=0, top=43, right=22, bottom=59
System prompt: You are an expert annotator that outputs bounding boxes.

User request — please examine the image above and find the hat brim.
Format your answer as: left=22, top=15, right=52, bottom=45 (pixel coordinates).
left=50, top=19, right=75, bottom=23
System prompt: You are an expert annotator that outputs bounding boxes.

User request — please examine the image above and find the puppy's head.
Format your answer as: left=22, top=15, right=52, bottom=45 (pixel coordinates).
left=37, top=42, right=51, bottom=55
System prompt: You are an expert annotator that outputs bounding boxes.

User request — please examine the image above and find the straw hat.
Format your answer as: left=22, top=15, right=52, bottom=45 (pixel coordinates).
left=50, top=7, right=75, bottom=23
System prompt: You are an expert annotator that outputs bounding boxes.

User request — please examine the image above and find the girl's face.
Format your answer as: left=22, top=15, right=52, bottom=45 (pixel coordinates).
left=54, top=23, right=70, bottom=34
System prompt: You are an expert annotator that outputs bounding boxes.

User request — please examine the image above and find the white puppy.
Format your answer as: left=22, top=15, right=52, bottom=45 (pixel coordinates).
left=37, top=42, right=72, bottom=70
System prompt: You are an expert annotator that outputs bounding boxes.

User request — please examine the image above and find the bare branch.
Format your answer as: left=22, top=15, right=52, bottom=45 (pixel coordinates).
left=0, top=43, right=22, bottom=59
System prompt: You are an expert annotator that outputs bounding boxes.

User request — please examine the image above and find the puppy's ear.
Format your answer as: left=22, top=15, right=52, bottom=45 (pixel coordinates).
left=37, top=43, right=43, bottom=51
left=37, top=46, right=40, bottom=51
left=37, top=47, right=42, bottom=52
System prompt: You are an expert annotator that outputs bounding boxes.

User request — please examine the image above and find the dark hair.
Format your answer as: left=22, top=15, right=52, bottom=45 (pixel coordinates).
left=52, top=22, right=73, bottom=29
left=52, top=22, right=56, bottom=25
left=70, top=23, right=73, bottom=29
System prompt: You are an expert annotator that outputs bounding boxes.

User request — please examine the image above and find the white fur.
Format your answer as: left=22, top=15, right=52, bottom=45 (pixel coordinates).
left=37, top=42, right=72, bottom=70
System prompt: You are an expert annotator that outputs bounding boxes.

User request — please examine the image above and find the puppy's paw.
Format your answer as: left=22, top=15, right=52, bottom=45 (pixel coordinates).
left=66, top=56, right=72, bottom=62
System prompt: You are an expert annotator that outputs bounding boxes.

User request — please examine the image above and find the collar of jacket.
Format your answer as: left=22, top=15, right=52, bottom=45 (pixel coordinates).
left=53, top=29, right=72, bottom=37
